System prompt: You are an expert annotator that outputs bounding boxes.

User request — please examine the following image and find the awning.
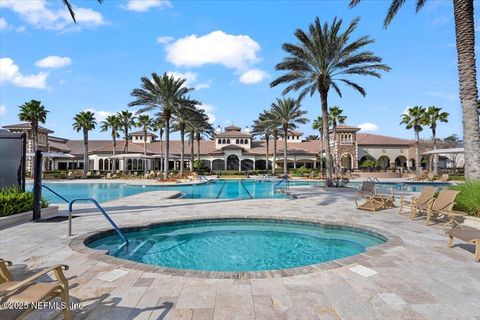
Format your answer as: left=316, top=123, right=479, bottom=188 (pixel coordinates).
left=422, top=148, right=464, bottom=155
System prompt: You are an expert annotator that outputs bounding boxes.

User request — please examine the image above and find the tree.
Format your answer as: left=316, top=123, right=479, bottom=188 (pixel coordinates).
left=312, top=116, right=324, bottom=174
left=270, top=17, right=390, bottom=186
left=328, top=106, right=347, bottom=173
left=129, top=73, right=195, bottom=178
left=136, top=114, right=155, bottom=173
left=349, top=0, right=480, bottom=180
left=252, top=111, right=273, bottom=172
left=425, top=106, right=449, bottom=176
left=268, top=98, right=309, bottom=175
left=18, top=100, right=49, bottom=154
left=400, top=106, right=428, bottom=176
left=444, top=134, right=462, bottom=148
left=172, top=99, right=199, bottom=176
left=117, top=110, right=136, bottom=159
left=73, top=111, right=96, bottom=178
left=100, top=115, right=120, bottom=173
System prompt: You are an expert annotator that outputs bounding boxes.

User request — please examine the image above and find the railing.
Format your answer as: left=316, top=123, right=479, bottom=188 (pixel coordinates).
left=239, top=181, right=253, bottom=199
left=198, top=175, right=210, bottom=182
left=41, top=184, right=128, bottom=246
left=367, top=177, right=381, bottom=184
left=68, top=198, right=129, bottom=246
left=274, top=176, right=290, bottom=190
left=215, top=181, right=227, bottom=199
left=261, top=174, right=270, bottom=182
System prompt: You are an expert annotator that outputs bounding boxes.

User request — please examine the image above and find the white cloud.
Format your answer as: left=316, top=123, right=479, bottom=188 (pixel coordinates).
left=166, top=30, right=261, bottom=71
left=0, top=58, right=48, bottom=89
left=157, top=35, right=174, bottom=44
left=357, top=122, right=379, bottom=132
left=0, top=105, right=6, bottom=117
left=167, top=71, right=210, bottom=90
left=0, top=0, right=105, bottom=31
left=125, top=0, right=171, bottom=12
left=84, top=108, right=112, bottom=122
left=239, top=68, right=269, bottom=84
left=0, top=17, right=8, bottom=30
left=35, top=56, right=72, bottom=69
left=197, top=103, right=215, bottom=124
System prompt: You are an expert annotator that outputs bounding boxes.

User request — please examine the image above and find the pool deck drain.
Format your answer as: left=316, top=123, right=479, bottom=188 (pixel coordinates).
left=1, top=186, right=479, bottom=319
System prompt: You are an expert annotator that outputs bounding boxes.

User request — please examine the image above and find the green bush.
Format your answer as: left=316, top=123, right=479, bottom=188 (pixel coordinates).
left=449, top=181, right=480, bottom=217
left=0, top=188, right=48, bottom=217
left=360, top=159, right=377, bottom=169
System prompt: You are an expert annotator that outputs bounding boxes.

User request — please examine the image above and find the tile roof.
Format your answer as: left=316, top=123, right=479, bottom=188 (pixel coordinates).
left=129, top=131, right=158, bottom=137
left=356, top=133, right=414, bottom=146
left=224, top=125, right=241, bottom=131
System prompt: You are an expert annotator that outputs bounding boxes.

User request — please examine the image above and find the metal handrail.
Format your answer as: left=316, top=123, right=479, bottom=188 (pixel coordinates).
left=274, top=177, right=289, bottom=190
left=198, top=175, right=209, bottom=182
left=239, top=181, right=253, bottom=199
left=42, top=184, right=69, bottom=203
left=68, top=198, right=129, bottom=246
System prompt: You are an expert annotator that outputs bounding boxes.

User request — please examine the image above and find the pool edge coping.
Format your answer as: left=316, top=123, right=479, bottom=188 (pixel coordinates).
left=69, top=215, right=402, bottom=279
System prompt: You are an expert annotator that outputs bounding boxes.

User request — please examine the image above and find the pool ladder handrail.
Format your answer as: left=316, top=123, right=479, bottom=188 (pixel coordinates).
left=198, top=175, right=210, bottom=183
left=274, top=176, right=290, bottom=190
left=367, top=177, right=381, bottom=184
left=41, top=184, right=129, bottom=246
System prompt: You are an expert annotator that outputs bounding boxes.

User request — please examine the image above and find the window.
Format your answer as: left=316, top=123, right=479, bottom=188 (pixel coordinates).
left=227, top=139, right=230, bottom=144
left=218, top=139, right=221, bottom=144
left=222, top=139, right=226, bottom=144
left=236, top=139, right=239, bottom=144
left=99, top=159, right=104, bottom=170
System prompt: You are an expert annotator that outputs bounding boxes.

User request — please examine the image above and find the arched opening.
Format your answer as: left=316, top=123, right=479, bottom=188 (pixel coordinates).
left=395, top=156, right=407, bottom=168
left=410, top=158, right=416, bottom=169
left=222, top=139, right=226, bottom=144
left=255, top=159, right=271, bottom=170
left=236, top=139, right=239, bottom=144
left=115, top=159, right=120, bottom=171
left=227, top=139, right=231, bottom=144
left=378, top=155, right=390, bottom=170
left=340, top=153, right=352, bottom=170
left=212, top=159, right=225, bottom=171
left=99, top=159, right=104, bottom=171
left=127, top=159, right=132, bottom=171
left=218, top=139, right=221, bottom=144
left=200, top=160, right=211, bottom=170
left=241, top=159, right=254, bottom=171
left=227, top=154, right=239, bottom=171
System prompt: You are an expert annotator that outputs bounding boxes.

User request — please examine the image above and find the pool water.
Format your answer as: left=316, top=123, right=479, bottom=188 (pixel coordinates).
left=87, top=219, right=386, bottom=272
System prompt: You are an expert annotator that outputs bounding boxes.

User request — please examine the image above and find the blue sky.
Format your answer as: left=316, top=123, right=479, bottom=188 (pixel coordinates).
left=0, top=0, right=474, bottom=140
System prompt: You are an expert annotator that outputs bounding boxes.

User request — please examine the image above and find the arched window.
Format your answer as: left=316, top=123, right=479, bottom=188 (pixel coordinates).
left=133, top=159, right=137, bottom=171
left=104, top=159, right=109, bottom=171
left=222, top=139, right=226, bottom=144
left=236, top=139, right=239, bottom=144
left=115, top=159, right=120, bottom=170
left=218, top=139, right=221, bottom=144
left=227, top=139, right=230, bottom=144
left=127, top=159, right=132, bottom=171
left=99, top=159, right=104, bottom=170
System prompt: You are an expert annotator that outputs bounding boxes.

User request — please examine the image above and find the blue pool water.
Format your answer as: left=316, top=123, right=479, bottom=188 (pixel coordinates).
left=36, top=180, right=450, bottom=203
left=87, top=219, right=386, bottom=271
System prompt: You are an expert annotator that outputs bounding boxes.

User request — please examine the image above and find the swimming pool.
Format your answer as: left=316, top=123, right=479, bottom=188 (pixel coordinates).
left=38, top=179, right=320, bottom=203
left=86, top=219, right=386, bottom=272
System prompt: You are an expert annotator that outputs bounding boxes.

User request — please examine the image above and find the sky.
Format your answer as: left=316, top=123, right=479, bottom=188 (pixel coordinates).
left=0, top=0, right=476, bottom=141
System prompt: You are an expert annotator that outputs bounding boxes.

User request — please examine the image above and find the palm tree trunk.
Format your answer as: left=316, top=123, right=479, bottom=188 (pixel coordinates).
left=143, top=130, right=147, bottom=173
left=453, top=0, right=480, bottom=180
left=272, top=136, right=277, bottom=175
left=164, top=117, right=170, bottom=178
left=265, top=136, right=269, bottom=172
left=180, top=127, right=185, bottom=176
left=415, top=130, right=420, bottom=176
left=333, top=124, right=338, bottom=174
left=320, top=90, right=333, bottom=186
left=196, top=135, right=201, bottom=161
left=190, top=133, right=194, bottom=171
left=112, top=134, right=116, bottom=173
left=159, top=129, right=163, bottom=172
left=283, top=125, right=288, bottom=176
left=123, top=129, right=128, bottom=173
left=83, top=129, right=88, bottom=178
left=319, top=130, right=323, bottom=174
left=432, top=127, right=438, bottom=176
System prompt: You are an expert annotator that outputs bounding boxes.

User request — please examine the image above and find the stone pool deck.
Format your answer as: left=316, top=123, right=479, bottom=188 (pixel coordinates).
left=1, top=186, right=479, bottom=319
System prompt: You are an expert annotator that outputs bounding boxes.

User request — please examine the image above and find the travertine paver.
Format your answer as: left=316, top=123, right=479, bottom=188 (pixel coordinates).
left=0, top=183, right=479, bottom=320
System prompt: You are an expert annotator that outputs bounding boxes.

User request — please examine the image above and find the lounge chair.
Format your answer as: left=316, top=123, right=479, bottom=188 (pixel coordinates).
left=0, top=259, right=72, bottom=319
left=399, top=186, right=436, bottom=216
left=355, top=181, right=376, bottom=203
left=426, top=172, right=435, bottom=182
left=356, top=187, right=395, bottom=213
left=412, top=190, right=460, bottom=225
left=447, top=227, right=480, bottom=261
left=437, top=174, right=449, bottom=182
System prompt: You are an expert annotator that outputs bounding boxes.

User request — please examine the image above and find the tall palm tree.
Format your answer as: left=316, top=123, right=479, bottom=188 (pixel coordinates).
left=268, top=98, right=309, bottom=175
left=136, top=114, right=155, bottom=173
left=400, top=106, right=428, bottom=176
left=349, top=0, right=480, bottom=180
left=18, top=100, right=49, bottom=154
left=129, top=73, right=195, bottom=178
left=117, top=110, right=136, bottom=155
left=312, top=116, right=324, bottom=174
left=270, top=17, right=390, bottom=186
left=172, top=100, right=199, bottom=176
left=329, top=106, right=347, bottom=173
left=252, top=111, right=273, bottom=172
left=100, top=115, right=120, bottom=173
left=425, top=106, right=449, bottom=176
left=73, top=111, right=96, bottom=178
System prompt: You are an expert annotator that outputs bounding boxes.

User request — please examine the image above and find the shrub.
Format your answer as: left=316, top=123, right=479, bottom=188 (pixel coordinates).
left=449, top=181, right=480, bottom=217
left=0, top=188, right=48, bottom=217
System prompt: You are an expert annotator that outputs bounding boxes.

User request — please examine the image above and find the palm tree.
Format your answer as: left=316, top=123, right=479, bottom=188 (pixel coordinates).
left=268, top=98, right=309, bottom=175
left=18, top=100, right=49, bottom=154
left=349, top=0, right=480, bottom=180
left=129, top=73, right=195, bottom=178
left=100, top=115, right=120, bottom=173
left=306, top=135, right=319, bottom=141
left=152, top=117, right=165, bottom=172
left=136, top=114, right=155, bottom=173
left=172, top=100, right=199, bottom=176
left=400, top=106, right=428, bottom=176
left=117, top=110, right=136, bottom=156
left=328, top=106, right=347, bottom=173
left=270, top=17, right=390, bottom=186
left=312, top=116, right=324, bottom=174
left=252, top=112, right=273, bottom=172
left=73, top=111, right=96, bottom=178
left=425, top=106, right=449, bottom=176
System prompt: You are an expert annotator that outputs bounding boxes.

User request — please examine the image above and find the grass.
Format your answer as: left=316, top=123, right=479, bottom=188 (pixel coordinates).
left=449, top=181, right=480, bottom=217
left=0, top=188, right=48, bottom=217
